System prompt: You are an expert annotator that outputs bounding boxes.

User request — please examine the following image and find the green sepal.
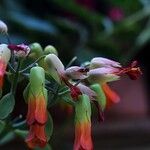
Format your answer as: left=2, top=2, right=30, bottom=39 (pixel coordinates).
left=75, top=94, right=91, bottom=123
left=0, top=93, right=15, bottom=120
left=90, top=84, right=106, bottom=111
left=30, top=66, right=45, bottom=95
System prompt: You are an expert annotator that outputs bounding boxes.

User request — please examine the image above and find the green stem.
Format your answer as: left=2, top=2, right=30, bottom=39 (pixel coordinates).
left=19, top=55, right=46, bottom=73
left=10, top=61, right=21, bottom=95
left=58, top=89, right=70, bottom=96
left=66, top=56, right=77, bottom=68
left=8, top=63, right=16, bottom=73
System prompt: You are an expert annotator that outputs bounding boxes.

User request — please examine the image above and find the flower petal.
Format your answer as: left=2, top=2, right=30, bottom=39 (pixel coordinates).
left=77, top=83, right=96, bottom=101
left=102, top=83, right=120, bottom=108
left=35, top=96, right=47, bottom=124
left=90, top=57, right=121, bottom=69
left=65, top=66, right=88, bottom=80
left=88, top=68, right=120, bottom=84
left=44, top=54, right=65, bottom=74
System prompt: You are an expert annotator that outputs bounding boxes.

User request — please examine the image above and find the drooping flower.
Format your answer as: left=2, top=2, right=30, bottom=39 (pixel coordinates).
left=25, top=66, right=48, bottom=148
left=88, top=57, right=142, bottom=107
left=89, top=58, right=142, bottom=81
left=74, top=94, right=93, bottom=150
left=25, top=124, right=47, bottom=149
left=0, top=44, right=11, bottom=91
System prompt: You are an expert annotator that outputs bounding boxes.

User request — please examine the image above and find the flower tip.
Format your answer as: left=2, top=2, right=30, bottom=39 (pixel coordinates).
left=91, top=57, right=121, bottom=69
left=124, top=61, right=142, bottom=80
left=44, top=54, right=64, bottom=74
left=0, top=20, right=8, bottom=34
left=44, top=45, right=58, bottom=56
left=8, top=44, right=30, bottom=57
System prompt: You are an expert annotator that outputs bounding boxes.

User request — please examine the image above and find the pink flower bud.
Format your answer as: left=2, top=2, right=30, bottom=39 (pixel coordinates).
left=44, top=54, right=65, bottom=74
left=90, top=57, right=121, bottom=69
left=88, top=67, right=120, bottom=84
left=65, top=66, right=88, bottom=80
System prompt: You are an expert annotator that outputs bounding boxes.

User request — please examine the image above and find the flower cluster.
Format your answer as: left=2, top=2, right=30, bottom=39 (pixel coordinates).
left=44, top=54, right=142, bottom=150
left=0, top=20, right=142, bottom=150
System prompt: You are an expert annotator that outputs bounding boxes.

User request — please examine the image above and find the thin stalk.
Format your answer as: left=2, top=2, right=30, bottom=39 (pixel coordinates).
left=66, top=56, right=77, bottom=68
left=19, top=55, right=46, bottom=73
left=10, top=61, right=21, bottom=95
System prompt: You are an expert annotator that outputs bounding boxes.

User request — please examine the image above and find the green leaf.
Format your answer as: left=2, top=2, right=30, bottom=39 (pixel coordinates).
left=14, top=129, right=28, bottom=139
left=0, top=93, right=15, bottom=120
left=35, top=144, right=52, bottom=150
left=45, top=113, right=53, bottom=141
left=0, top=120, right=5, bottom=134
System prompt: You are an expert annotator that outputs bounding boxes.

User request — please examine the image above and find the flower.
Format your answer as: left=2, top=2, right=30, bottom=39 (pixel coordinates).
left=102, top=83, right=120, bottom=108
left=8, top=44, right=30, bottom=57
left=25, top=124, right=47, bottom=149
left=44, top=54, right=89, bottom=99
left=0, top=44, right=11, bottom=90
left=74, top=94, right=93, bottom=150
left=88, top=57, right=142, bottom=108
left=25, top=66, right=48, bottom=148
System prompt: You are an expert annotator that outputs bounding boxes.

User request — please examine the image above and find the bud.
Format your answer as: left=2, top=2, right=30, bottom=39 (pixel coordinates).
left=0, top=44, right=11, bottom=63
left=90, top=57, right=121, bottom=69
left=88, top=67, right=120, bottom=84
left=29, top=43, right=43, bottom=58
left=8, top=44, right=30, bottom=57
left=44, top=54, right=65, bottom=74
left=0, top=20, right=8, bottom=34
left=0, top=44, right=11, bottom=92
left=44, top=45, right=58, bottom=56
left=65, top=66, right=88, bottom=80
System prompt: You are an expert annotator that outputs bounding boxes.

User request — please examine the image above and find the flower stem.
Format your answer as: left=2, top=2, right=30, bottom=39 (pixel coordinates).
left=10, top=60, right=21, bottom=95
left=66, top=56, right=77, bottom=68
left=19, top=55, right=46, bottom=73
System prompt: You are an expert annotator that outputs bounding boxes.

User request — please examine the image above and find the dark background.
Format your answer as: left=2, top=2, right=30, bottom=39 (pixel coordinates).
left=0, top=0, right=150, bottom=149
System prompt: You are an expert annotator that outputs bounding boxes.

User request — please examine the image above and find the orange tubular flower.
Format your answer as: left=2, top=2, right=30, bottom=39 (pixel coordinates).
left=25, top=124, right=47, bottom=149
left=25, top=66, right=48, bottom=149
left=0, top=44, right=11, bottom=91
left=74, top=94, right=93, bottom=150
left=102, top=83, right=120, bottom=108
